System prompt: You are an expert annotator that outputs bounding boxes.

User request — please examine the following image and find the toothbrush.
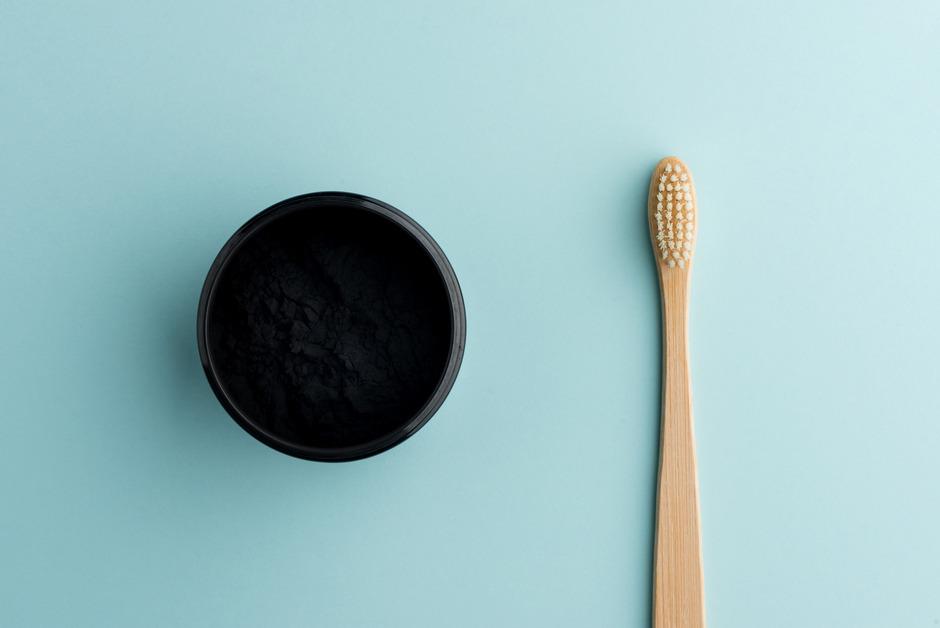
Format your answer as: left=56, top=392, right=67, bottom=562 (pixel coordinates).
left=648, top=157, right=705, bottom=628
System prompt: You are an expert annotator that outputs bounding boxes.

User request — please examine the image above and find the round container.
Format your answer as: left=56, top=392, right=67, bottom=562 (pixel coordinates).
left=197, top=192, right=466, bottom=462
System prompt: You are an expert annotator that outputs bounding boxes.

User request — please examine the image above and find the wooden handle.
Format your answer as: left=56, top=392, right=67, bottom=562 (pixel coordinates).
left=653, top=270, right=705, bottom=628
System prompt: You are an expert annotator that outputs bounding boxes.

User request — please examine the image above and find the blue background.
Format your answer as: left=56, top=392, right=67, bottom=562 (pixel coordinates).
left=2, top=1, right=939, bottom=626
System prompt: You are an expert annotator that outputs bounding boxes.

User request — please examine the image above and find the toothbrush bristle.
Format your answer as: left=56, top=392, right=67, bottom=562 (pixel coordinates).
left=650, top=157, right=695, bottom=270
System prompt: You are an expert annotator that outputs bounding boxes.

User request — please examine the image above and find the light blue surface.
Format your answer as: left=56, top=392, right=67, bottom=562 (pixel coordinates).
left=2, top=1, right=939, bottom=626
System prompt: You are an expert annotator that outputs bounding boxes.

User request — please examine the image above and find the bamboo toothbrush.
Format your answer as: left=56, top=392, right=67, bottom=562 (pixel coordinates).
left=648, top=157, right=705, bottom=628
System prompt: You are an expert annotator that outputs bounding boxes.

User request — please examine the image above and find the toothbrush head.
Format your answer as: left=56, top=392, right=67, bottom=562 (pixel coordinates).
left=648, top=157, right=696, bottom=270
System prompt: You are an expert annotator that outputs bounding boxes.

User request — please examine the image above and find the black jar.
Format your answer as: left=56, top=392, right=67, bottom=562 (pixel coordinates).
left=197, top=193, right=466, bottom=462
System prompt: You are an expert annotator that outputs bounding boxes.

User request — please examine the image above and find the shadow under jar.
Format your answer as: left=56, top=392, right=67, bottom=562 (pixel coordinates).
left=198, top=193, right=465, bottom=462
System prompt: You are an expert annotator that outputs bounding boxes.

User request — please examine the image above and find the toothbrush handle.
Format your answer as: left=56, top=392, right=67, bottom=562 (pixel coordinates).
left=653, top=272, right=705, bottom=628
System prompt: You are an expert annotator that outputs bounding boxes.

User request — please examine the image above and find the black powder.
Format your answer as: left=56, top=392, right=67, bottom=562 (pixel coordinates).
left=205, top=205, right=453, bottom=450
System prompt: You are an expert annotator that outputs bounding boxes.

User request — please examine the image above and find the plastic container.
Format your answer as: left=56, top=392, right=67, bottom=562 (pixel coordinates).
left=197, top=192, right=466, bottom=461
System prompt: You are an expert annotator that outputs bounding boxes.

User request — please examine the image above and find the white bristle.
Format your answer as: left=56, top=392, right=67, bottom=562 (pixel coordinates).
left=652, top=160, right=694, bottom=269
